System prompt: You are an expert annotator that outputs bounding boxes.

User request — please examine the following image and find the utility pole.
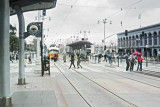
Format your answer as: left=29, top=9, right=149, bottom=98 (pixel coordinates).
left=36, top=10, right=41, bottom=58
left=103, top=19, right=107, bottom=44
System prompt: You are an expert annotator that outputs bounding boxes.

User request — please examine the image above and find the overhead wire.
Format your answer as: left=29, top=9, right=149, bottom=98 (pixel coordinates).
left=55, top=0, right=144, bottom=39
left=57, top=3, right=110, bottom=9
left=99, top=0, right=144, bottom=40
left=106, top=0, right=143, bottom=19
left=56, top=0, right=79, bottom=35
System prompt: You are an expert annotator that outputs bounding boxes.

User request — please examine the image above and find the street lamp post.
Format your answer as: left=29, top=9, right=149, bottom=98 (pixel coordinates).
left=98, top=19, right=111, bottom=51
left=146, top=44, right=149, bottom=67
left=80, top=30, right=90, bottom=40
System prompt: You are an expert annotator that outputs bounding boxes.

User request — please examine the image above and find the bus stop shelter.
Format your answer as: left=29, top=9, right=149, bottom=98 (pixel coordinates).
left=0, top=0, right=56, bottom=106
left=67, top=41, right=92, bottom=50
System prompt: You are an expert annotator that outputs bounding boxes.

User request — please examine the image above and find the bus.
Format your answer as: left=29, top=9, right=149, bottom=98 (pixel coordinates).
left=48, top=46, right=59, bottom=61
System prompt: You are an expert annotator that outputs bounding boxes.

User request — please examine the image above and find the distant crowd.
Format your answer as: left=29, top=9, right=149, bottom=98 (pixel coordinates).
left=65, top=52, right=143, bottom=71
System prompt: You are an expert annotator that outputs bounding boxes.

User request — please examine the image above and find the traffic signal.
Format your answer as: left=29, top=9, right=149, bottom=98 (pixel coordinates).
left=43, top=9, right=46, bottom=16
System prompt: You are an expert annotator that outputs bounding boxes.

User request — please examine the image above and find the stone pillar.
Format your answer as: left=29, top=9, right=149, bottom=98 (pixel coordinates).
left=15, top=6, right=26, bottom=85
left=142, top=48, right=145, bottom=57
left=151, top=48, right=154, bottom=57
left=143, top=36, right=145, bottom=46
left=130, top=37, right=133, bottom=48
left=0, top=0, right=12, bottom=106
left=156, top=49, right=159, bottom=57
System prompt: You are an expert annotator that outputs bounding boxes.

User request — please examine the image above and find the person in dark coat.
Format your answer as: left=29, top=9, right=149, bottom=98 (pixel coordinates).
left=63, top=53, right=66, bottom=62
left=77, top=54, right=82, bottom=69
left=98, top=54, right=102, bottom=63
left=28, top=55, right=32, bottom=64
left=69, top=54, right=76, bottom=69
left=129, top=55, right=136, bottom=71
left=125, top=54, right=130, bottom=71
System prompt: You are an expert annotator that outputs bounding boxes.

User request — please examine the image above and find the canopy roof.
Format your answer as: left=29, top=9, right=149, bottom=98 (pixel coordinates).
left=10, top=0, right=57, bottom=15
left=67, top=41, right=92, bottom=50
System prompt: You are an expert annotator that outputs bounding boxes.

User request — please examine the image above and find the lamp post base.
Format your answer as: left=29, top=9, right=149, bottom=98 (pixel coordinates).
left=18, top=78, right=26, bottom=85
left=0, top=97, right=12, bottom=107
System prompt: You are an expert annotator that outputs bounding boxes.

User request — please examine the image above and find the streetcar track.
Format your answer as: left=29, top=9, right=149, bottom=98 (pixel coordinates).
left=59, top=61, right=138, bottom=107
left=90, top=61, right=160, bottom=80
left=86, top=64, right=160, bottom=89
left=54, top=63, right=92, bottom=107
left=91, top=61, right=160, bottom=80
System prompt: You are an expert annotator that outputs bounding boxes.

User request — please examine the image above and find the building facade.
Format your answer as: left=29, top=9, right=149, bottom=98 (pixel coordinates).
left=117, top=23, right=160, bottom=58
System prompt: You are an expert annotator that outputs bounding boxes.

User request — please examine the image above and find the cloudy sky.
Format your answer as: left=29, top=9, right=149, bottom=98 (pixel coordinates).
left=10, top=0, right=160, bottom=46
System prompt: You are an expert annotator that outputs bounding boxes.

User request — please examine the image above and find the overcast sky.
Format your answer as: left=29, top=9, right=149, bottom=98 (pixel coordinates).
left=10, top=0, right=160, bottom=47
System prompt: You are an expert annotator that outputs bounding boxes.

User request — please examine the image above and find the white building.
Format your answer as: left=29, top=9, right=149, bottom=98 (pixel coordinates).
left=117, top=23, right=160, bottom=58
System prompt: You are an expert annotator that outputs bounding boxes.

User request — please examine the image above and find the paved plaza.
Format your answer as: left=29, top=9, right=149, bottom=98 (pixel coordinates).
left=9, top=55, right=160, bottom=107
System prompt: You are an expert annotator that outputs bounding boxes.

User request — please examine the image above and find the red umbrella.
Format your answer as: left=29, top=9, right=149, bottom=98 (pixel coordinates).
left=132, top=51, right=142, bottom=55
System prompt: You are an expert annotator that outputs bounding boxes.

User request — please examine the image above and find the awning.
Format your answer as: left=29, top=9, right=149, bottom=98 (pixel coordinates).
left=67, top=41, right=92, bottom=50
left=10, top=0, right=57, bottom=15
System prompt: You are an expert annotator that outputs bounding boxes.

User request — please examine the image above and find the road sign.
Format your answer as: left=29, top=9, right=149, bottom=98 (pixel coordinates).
left=27, top=22, right=43, bottom=37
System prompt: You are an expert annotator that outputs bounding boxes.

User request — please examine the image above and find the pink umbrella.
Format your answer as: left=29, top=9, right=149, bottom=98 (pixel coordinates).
left=132, top=51, right=142, bottom=55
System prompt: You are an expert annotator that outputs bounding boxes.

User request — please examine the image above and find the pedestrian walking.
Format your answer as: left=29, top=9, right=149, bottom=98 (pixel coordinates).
left=77, top=54, right=82, bottom=69
left=28, top=55, right=32, bottom=64
left=108, top=54, right=112, bottom=64
left=125, top=54, right=130, bottom=71
left=69, top=54, right=76, bottom=69
left=10, top=55, right=13, bottom=63
left=112, top=54, right=116, bottom=63
left=137, top=55, right=143, bottom=71
left=98, top=53, right=102, bottom=63
left=63, top=53, right=66, bottom=62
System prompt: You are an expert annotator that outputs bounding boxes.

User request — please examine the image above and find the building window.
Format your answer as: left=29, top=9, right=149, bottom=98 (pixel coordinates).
left=140, top=35, right=143, bottom=46
left=118, top=39, right=120, bottom=47
left=144, top=34, right=147, bottom=46
left=154, top=32, right=157, bottom=45
left=121, top=38, right=122, bottom=47
left=148, top=33, right=152, bottom=45
left=159, top=31, right=160, bottom=45
left=132, top=36, right=135, bottom=47
left=126, top=37, right=128, bottom=47
left=136, top=35, right=139, bottom=46
left=129, top=37, right=131, bottom=47
left=123, top=38, right=125, bottom=47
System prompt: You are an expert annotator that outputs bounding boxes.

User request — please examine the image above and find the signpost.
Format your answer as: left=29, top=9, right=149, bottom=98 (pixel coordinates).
left=26, top=22, right=44, bottom=76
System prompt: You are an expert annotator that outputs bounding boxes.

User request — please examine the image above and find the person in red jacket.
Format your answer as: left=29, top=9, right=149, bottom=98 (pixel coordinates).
left=137, top=55, right=143, bottom=71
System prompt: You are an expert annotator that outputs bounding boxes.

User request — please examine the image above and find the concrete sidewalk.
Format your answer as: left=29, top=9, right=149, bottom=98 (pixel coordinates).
left=10, top=59, right=59, bottom=107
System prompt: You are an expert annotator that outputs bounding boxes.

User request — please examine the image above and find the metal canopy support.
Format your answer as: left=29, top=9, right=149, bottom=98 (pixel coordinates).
left=0, top=0, right=12, bottom=106
left=15, top=6, right=26, bottom=85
